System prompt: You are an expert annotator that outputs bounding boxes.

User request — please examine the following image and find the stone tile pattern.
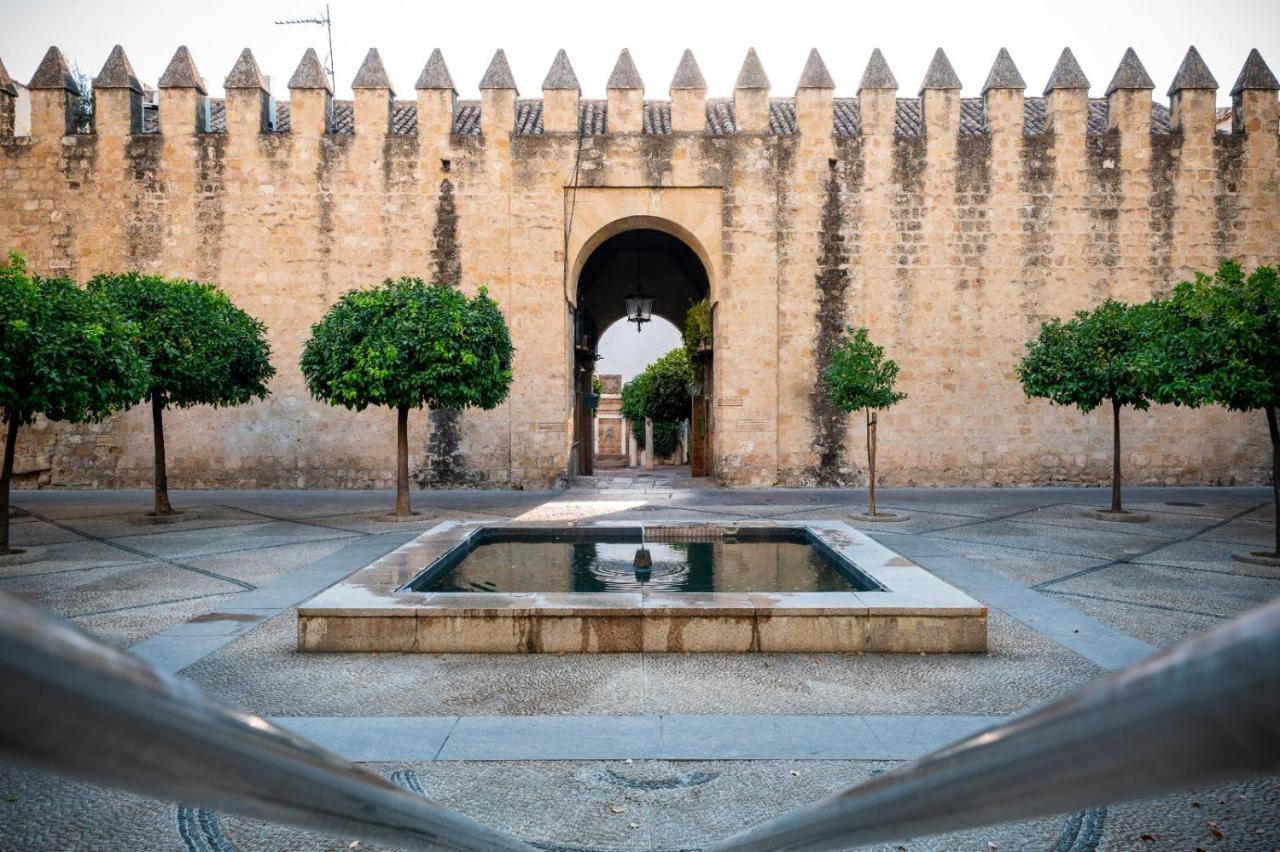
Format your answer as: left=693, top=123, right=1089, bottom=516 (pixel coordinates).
left=1, top=47, right=1275, bottom=490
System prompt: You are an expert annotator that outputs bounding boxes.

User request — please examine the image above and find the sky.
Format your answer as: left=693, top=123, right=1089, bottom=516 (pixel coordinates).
left=3, top=0, right=1278, bottom=103
left=597, top=316, right=682, bottom=384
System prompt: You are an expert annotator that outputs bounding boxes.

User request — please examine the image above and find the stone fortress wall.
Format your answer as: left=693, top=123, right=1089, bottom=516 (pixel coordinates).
left=0, top=41, right=1277, bottom=489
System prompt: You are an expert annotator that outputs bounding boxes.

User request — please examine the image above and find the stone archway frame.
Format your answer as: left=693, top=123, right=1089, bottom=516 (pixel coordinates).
left=564, top=187, right=723, bottom=311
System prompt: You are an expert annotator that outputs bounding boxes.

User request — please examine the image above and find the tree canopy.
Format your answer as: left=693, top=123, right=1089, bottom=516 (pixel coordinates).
left=89, top=273, right=275, bottom=408
left=0, top=254, right=148, bottom=428
left=640, top=348, right=695, bottom=422
left=824, top=326, right=907, bottom=414
left=1149, top=261, right=1279, bottom=414
left=1015, top=300, right=1160, bottom=413
left=300, top=277, right=513, bottom=413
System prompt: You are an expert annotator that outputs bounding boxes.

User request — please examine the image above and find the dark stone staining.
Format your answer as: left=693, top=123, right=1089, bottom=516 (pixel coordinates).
left=125, top=135, right=164, bottom=269
left=1213, top=133, right=1244, bottom=260
left=639, top=135, right=674, bottom=186
left=954, top=135, right=991, bottom=291
left=1018, top=133, right=1054, bottom=320
left=1148, top=132, right=1179, bottom=292
left=431, top=178, right=461, bottom=286
left=55, top=136, right=96, bottom=276
left=420, top=175, right=482, bottom=487
left=195, top=134, right=225, bottom=281
left=810, top=156, right=859, bottom=486
left=890, top=136, right=926, bottom=311
left=1085, top=133, right=1122, bottom=299
left=315, top=138, right=349, bottom=301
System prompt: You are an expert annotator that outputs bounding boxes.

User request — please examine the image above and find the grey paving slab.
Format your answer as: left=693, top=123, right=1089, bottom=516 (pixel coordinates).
left=879, top=538, right=1157, bottom=670
left=1195, top=517, right=1278, bottom=548
left=1134, top=538, right=1280, bottom=578
left=6, top=517, right=89, bottom=547
left=902, top=537, right=1107, bottom=587
left=1052, top=593, right=1222, bottom=648
left=1043, top=561, right=1280, bottom=619
left=439, top=715, right=664, bottom=760
left=129, top=532, right=418, bottom=673
left=53, top=505, right=271, bottom=540
left=107, top=520, right=359, bottom=560
left=925, top=518, right=1162, bottom=560
left=1009, top=503, right=1221, bottom=540
left=73, top=592, right=241, bottom=649
left=2, top=561, right=244, bottom=619
left=181, top=537, right=358, bottom=586
left=270, top=716, right=458, bottom=761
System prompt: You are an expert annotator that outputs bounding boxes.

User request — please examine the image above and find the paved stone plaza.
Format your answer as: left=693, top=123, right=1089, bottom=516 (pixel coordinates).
left=1, top=483, right=1278, bottom=850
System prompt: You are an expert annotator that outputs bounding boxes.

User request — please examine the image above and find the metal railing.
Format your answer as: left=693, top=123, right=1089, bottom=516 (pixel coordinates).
left=1, top=589, right=1278, bottom=851
left=710, top=597, right=1280, bottom=851
left=0, top=591, right=529, bottom=852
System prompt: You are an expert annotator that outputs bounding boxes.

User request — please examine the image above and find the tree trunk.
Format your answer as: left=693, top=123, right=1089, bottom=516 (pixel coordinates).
left=395, top=404, right=411, bottom=517
left=1111, top=399, right=1123, bottom=514
left=866, top=409, right=878, bottom=517
left=151, top=394, right=173, bottom=516
left=0, top=416, right=18, bottom=555
left=1267, top=405, right=1279, bottom=557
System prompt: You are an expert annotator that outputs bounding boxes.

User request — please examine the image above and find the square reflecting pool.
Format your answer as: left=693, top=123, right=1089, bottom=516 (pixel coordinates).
left=407, top=528, right=881, bottom=594
left=297, top=521, right=986, bottom=655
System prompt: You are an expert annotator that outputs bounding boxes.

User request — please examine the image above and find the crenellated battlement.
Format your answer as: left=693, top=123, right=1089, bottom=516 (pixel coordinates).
left=1, top=44, right=1276, bottom=143
left=0, top=41, right=1277, bottom=491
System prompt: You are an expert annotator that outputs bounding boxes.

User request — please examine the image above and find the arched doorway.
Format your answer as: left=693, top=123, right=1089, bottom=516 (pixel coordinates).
left=572, top=228, right=713, bottom=478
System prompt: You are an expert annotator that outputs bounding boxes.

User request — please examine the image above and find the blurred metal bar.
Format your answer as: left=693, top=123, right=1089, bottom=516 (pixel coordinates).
left=0, top=591, right=529, bottom=852
left=710, top=598, right=1280, bottom=851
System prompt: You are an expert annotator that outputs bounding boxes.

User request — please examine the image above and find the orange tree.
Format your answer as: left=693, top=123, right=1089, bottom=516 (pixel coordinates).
left=0, top=255, right=148, bottom=554
left=1152, top=261, right=1280, bottom=559
left=824, top=326, right=906, bottom=518
left=300, top=278, right=513, bottom=517
left=1016, top=300, right=1160, bottom=517
left=90, top=273, right=274, bottom=517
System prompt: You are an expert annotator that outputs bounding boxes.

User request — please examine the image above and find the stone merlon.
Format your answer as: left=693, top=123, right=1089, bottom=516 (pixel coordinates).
left=157, top=46, right=206, bottom=94
left=416, top=48, right=455, bottom=92
left=289, top=48, right=332, bottom=92
left=1044, top=48, right=1090, bottom=95
left=1230, top=48, right=1279, bottom=95
left=982, top=48, right=1026, bottom=93
left=542, top=49, right=579, bottom=92
left=1105, top=47, right=1155, bottom=95
left=28, top=46, right=78, bottom=92
left=224, top=48, right=267, bottom=91
left=352, top=48, right=394, bottom=93
left=94, top=45, right=142, bottom=92
left=607, top=49, right=643, bottom=90
left=735, top=48, right=770, bottom=90
left=670, top=49, right=706, bottom=92
left=859, top=49, right=898, bottom=91
left=796, top=49, right=835, bottom=90
left=479, top=49, right=517, bottom=92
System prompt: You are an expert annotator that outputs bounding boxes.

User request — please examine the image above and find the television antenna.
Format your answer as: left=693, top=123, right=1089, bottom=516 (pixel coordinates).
left=274, top=4, right=335, bottom=91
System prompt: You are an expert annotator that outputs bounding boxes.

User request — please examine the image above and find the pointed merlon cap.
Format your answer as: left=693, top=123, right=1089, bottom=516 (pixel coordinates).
left=1230, top=48, right=1279, bottom=96
left=94, top=45, right=142, bottom=92
left=415, top=48, right=454, bottom=92
left=0, top=56, right=18, bottom=96
left=1044, top=48, right=1089, bottom=95
left=1105, top=47, right=1155, bottom=95
left=920, top=48, right=961, bottom=94
left=670, top=49, right=706, bottom=92
left=735, top=48, right=770, bottom=90
left=542, top=49, right=580, bottom=92
left=859, top=49, right=897, bottom=91
left=352, top=48, right=394, bottom=93
left=1168, top=46, right=1217, bottom=95
left=607, top=49, right=643, bottom=90
left=289, top=47, right=332, bottom=92
left=225, top=48, right=268, bottom=91
left=982, top=48, right=1026, bottom=93
left=28, top=46, right=78, bottom=93
left=797, top=48, right=835, bottom=90
left=479, top=49, right=517, bottom=93
left=158, top=46, right=207, bottom=94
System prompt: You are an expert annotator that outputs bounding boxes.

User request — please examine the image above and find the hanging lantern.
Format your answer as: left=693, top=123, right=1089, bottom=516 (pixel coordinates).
left=624, top=292, right=653, bottom=332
